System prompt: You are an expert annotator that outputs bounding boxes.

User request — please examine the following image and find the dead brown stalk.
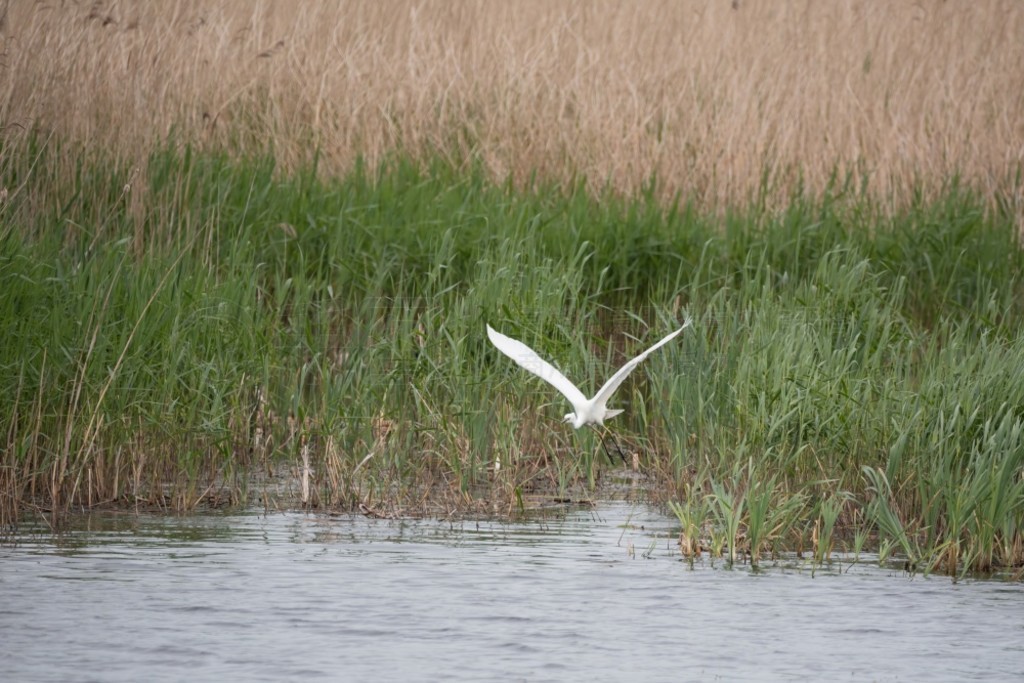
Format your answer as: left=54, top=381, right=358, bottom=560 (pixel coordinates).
left=2, top=1, right=1021, bottom=210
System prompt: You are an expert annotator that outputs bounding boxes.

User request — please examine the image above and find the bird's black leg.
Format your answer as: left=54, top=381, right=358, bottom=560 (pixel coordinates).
left=593, top=426, right=628, bottom=465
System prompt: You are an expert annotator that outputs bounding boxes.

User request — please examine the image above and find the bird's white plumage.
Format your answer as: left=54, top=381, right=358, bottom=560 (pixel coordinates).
left=485, top=326, right=588, bottom=407
left=486, top=319, right=691, bottom=429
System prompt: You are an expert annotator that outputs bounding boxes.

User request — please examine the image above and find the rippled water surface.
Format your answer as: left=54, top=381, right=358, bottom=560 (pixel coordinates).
left=2, top=503, right=1022, bottom=682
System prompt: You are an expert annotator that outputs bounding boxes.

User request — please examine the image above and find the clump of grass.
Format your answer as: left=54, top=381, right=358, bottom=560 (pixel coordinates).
left=669, top=462, right=809, bottom=569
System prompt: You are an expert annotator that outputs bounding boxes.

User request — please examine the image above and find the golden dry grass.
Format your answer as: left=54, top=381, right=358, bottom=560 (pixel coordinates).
left=2, top=0, right=1023, bottom=207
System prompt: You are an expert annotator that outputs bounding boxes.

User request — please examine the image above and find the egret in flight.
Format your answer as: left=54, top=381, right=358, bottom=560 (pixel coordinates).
left=486, top=318, right=691, bottom=459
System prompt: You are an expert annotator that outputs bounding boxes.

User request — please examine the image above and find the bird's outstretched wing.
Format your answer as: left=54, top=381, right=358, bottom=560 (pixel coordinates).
left=591, top=318, right=692, bottom=411
left=486, top=325, right=588, bottom=409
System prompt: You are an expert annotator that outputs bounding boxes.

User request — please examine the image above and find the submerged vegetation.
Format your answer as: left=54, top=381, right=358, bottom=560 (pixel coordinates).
left=2, top=2, right=1023, bottom=577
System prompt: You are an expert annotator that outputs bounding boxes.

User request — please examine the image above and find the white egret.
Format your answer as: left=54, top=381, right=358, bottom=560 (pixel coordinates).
left=486, top=318, right=691, bottom=443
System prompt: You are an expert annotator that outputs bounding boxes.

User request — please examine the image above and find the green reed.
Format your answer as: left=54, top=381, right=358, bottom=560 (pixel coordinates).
left=1, top=136, right=1022, bottom=576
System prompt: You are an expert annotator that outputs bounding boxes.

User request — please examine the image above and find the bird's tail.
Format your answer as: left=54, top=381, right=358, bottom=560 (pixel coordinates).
left=604, top=409, right=624, bottom=421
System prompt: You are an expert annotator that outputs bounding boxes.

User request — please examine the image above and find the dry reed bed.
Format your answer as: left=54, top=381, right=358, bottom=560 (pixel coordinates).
left=2, top=0, right=1023, bottom=208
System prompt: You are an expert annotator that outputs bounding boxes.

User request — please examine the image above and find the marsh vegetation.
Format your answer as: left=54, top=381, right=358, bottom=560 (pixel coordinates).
left=2, top=1, right=1023, bottom=576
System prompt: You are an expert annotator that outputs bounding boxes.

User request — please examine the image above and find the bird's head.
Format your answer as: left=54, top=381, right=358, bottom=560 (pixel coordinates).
left=562, top=412, right=577, bottom=426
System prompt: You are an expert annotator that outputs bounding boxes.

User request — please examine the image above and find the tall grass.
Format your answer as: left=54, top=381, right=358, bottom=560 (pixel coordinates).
left=2, top=2, right=1023, bottom=575
left=2, top=1, right=1022, bottom=209
left=2, top=135, right=1022, bottom=574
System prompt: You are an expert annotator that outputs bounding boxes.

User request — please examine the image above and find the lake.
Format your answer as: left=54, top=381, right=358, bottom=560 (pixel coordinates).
left=2, top=502, right=1022, bottom=682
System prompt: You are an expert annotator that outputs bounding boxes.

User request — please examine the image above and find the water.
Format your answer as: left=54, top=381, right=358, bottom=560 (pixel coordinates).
left=2, top=503, right=1022, bottom=682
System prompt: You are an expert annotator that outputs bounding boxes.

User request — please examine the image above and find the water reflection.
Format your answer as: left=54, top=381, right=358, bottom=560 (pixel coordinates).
left=3, top=503, right=1022, bottom=682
